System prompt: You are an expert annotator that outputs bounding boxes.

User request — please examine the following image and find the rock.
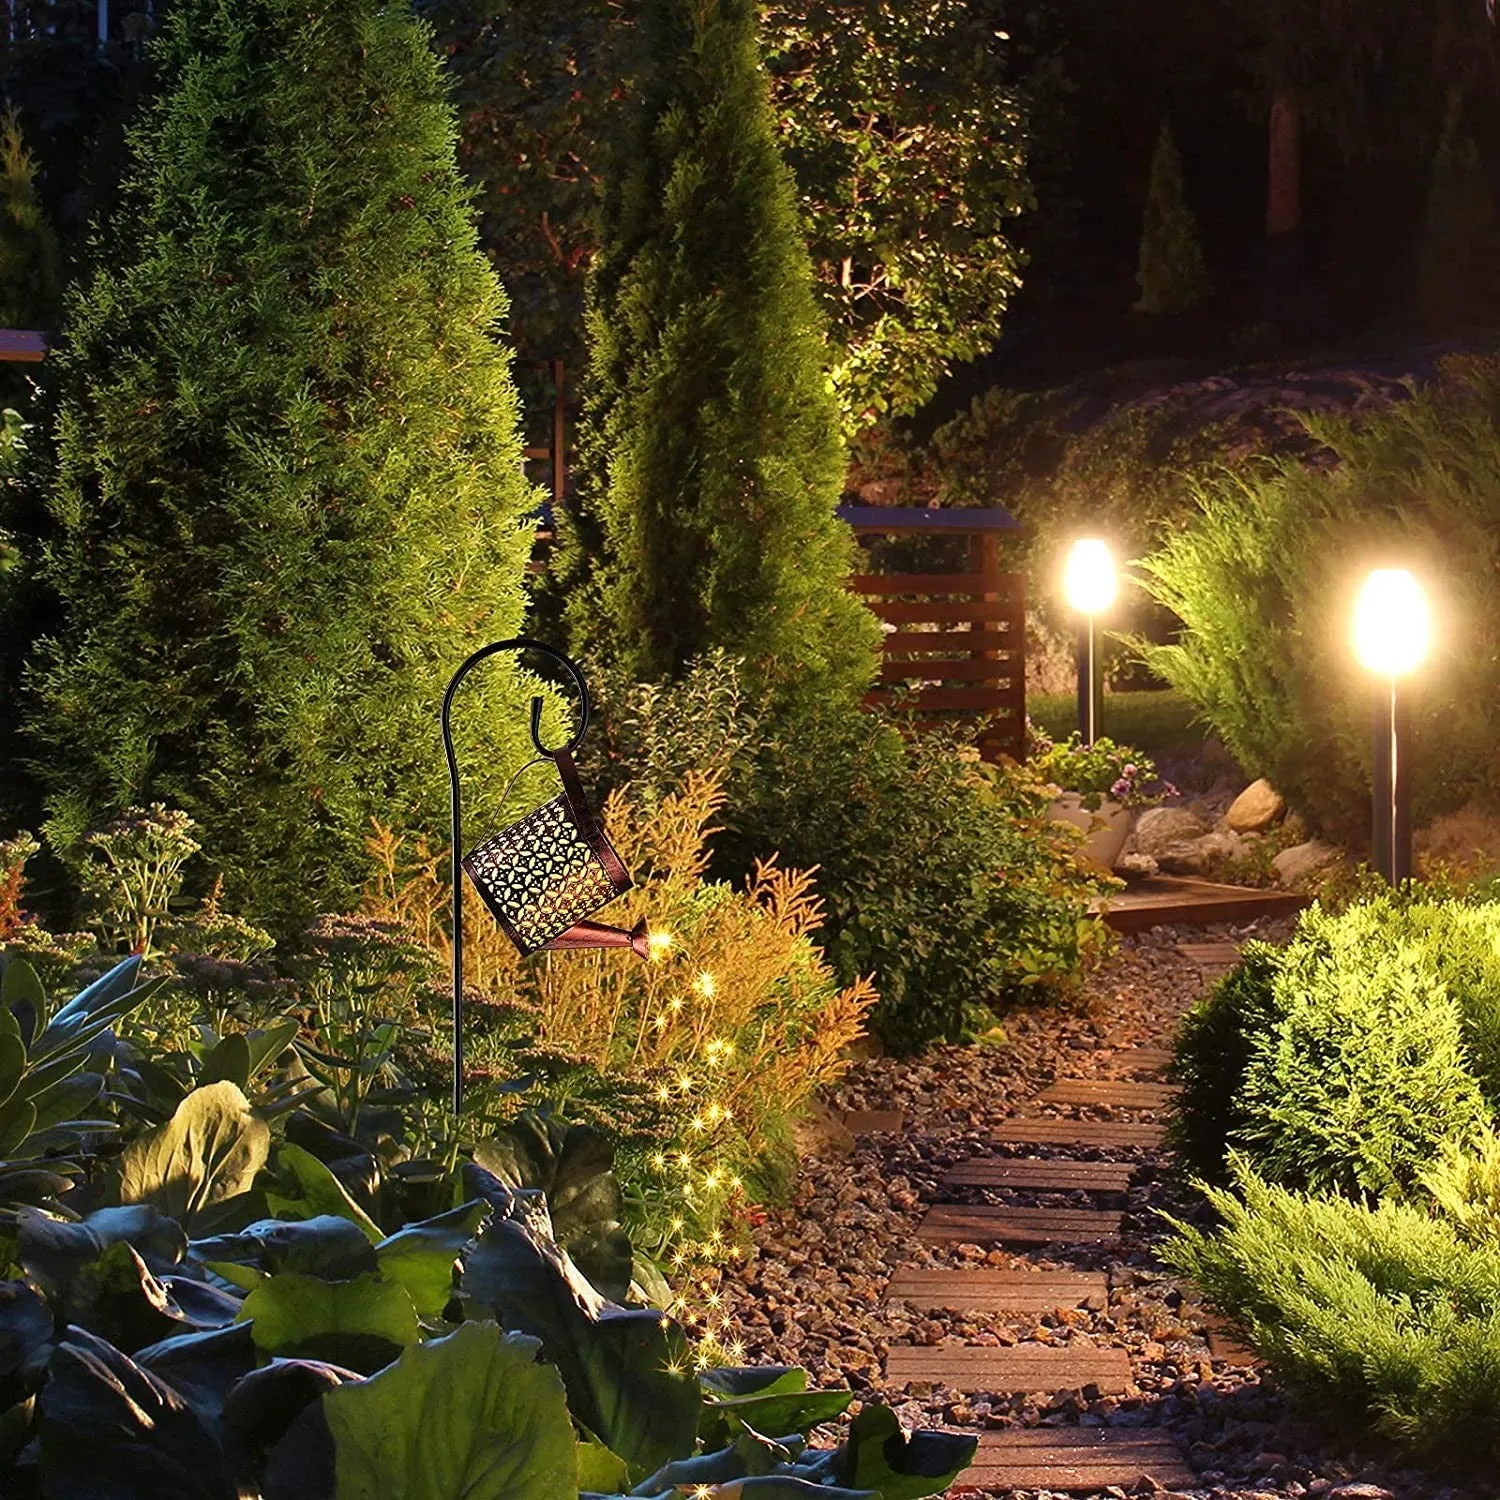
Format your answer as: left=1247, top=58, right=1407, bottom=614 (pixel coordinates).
left=1116, top=851, right=1159, bottom=877
left=791, top=1099, right=855, bottom=1160
left=1133, top=807, right=1212, bottom=856
left=1328, top=1487, right=1395, bottom=1500
left=1272, top=839, right=1341, bottom=888
left=1157, top=830, right=1243, bottom=875
left=1226, top=778, right=1286, bottom=832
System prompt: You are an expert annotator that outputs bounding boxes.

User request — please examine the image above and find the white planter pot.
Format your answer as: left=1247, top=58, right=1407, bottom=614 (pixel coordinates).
left=1048, top=793, right=1133, bottom=870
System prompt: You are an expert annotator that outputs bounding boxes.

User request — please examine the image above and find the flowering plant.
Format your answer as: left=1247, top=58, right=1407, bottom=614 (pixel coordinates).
left=1027, top=727, right=1178, bottom=811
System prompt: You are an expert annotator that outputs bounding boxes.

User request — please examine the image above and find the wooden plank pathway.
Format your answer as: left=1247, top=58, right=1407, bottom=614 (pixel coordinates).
left=1092, top=875, right=1305, bottom=933
left=959, top=1428, right=1195, bottom=1493
left=1178, top=939, right=1246, bottom=978
left=943, top=1157, right=1135, bottom=1192
left=1099, top=1045, right=1173, bottom=1077
left=885, top=1267, right=1108, bottom=1314
left=840, top=1108, right=906, bottom=1134
left=990, top=1117, right=1166, bottom=1150
left=884, top=1343, right=1132, bottom=1394
left=917, top=1205, right=1123, bottom=1247
left=1036, top=1078, right=1176, bottom=1110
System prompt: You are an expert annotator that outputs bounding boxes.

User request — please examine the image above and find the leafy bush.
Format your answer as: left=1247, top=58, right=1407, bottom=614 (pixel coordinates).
left=560, top=0, right=879, bottom=718
left=1028, top=727, right=1177, bottom=810
left=1169, top=896, right=1500, bottom=1197
left=1136, top=357, right=1500, bottom=842
left=366, top=769, right=875, bottom=1258
left=1165, top=1163, right=1500, bottom=1464
left=28, top=0, right=542, bottom=933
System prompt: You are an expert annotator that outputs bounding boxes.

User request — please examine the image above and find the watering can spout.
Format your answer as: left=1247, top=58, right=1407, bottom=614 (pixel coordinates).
left=541, top=916, right=651, bottom=959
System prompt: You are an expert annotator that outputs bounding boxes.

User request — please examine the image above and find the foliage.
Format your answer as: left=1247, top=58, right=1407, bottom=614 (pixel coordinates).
left=1416, top=92, right=1500, bottom=333
left=560, top=0, right=879, bottom=717
left=27, top=0, right=543, bottom=934
left=366, top=768, right=874, bottom=1266
left=1165, top=1162, right=1500, bottom=1464
left=1420, top=1125, right=1500, bottom=1249
left=427, top=0, right=1033, bottom=430
left=1169, top=895, right=1500, bottom=1197
left=1135, top=358, right=1500, bottom=843
left=1133, top=120, right=1209, bottom=316
left=727, top=712, right=1111, bottom=1055
left=0, top=107, right=61, bottom=331
left=1028, top=727, right=1178, bottom=810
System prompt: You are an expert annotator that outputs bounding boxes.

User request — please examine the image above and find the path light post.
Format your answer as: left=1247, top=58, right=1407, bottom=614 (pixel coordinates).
left=1063, top=539, right=1117, bottom=746
left=1353, top=569, right=1432, bottom=885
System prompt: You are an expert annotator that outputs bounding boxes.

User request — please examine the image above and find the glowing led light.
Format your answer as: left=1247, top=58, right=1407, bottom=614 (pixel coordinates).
left=653, top=1012, right=668, bottom=1029
left=670, top=1216, right=685, bottom=1232
left=651, top=1152, right=667, bottom=1170
left=1063, top=538, right=1117, bottom=614
left=690, top=1115, right=706, bottom=1132
left=647, top=929, right=675, bottom=958
left=694, top=972, right=717, bottom=998
left=1354, top=568, right=1432, bottom=678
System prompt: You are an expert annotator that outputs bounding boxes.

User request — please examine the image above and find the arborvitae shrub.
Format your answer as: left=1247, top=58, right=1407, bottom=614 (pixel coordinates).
left=1170, top=896, right=1500, bottom=1198
left=1417, top=93, right=1500, bottom=332
left=0, top=108, right=61, bottom=332
left=29, top=0, right=540, bottom=931
left=562, top=0, right=879, bottom=718
left=1133, top=120, right=1209, bottom=316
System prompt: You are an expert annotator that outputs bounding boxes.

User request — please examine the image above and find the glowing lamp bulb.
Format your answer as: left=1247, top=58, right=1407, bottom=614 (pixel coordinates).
left=1354, top=568, right=1431, bottom=678
left=646, top=929, right=674, bottom=959
left=1063, top=539, right=1117, bottom=614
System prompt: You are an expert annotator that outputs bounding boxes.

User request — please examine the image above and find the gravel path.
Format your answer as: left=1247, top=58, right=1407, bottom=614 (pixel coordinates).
left=717, top=923, right=1484, bottom=1500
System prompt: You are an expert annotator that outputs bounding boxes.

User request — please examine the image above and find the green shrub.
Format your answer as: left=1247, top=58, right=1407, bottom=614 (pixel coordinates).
left=28, top=0, right=542, bottom=933
left=1166, top=1164, right=1500, bottom=1463
left=1136, top=357, right=1500, bottom=843
left=1134, top=119, right=1209, bottom=316
left=560, top=0, right=879, bottom=718
left=1170, top=896, right=1500, bottom=1197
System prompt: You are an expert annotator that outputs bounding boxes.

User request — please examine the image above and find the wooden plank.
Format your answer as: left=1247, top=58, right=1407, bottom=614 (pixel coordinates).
left=1102, top=1046, right=1173, bottom=1077
left=0, top=329, right=46, bottom=363
left=1205, top=1320, right=1264, bottom=1366
left=961, top=1429, right=1193, bottom=1492
left=867, top=686, right=1024, bottom=712
left=852, top=572, right=1012, bottom=595
left=884, top=1343, right=1132, bottom=1393
left=1093, top=876, right=1306, bottom=933
left=881, top=629, right=1017, bottom=653
left=918, top=1205, right=1122, bottom=1246
left=885, top=1267, right=1109, bottom=1313
left=870, top=600, right=1020, bottom=624
left=942, top=1157, right=1136, bottom=1192
left=991, top=1118, right=1166, bottom=1150
left=841, top=1108, right=905, bottom=1134
left=878, top=658, right=1021, bottom=683
left=1036, top=1080, right=1177, bottom=1111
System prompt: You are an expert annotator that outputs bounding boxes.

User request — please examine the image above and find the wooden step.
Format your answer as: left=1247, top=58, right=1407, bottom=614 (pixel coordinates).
left=1178, top=939, right=1245, bottom=977
left=959, top=1427, right=1193, bottom=1493
left=884, top=1342, right=1132, bottom=1394
left=1100, top=1045, right=1174, bottom=1078
left=885, top=1267, right=1108, bottom=1314
left=1092, top=875, right=1305, bottom=933
left=840, top=1108, right=905, bottom=1134
left=1036, top=1079, right=1176, bottom=1111
left=1205, top=1318, right=1264, bottom=1367
left=943, top=1157, right=1136, bottom=1193
left=991, top=1118, right=1166, bottom=1150
left=917, top=1205, right=1123, bottom=1247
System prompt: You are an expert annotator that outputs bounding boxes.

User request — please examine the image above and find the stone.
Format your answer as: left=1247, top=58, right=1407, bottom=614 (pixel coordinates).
left=1328, top=1487, right=1395, bottom=1500
left=1116, top=851, right=1159, bottom=877
left=1132, top=807, right=1211, bottom=856
left=1226, top=778, right=1286, bottom=832
left=791, top=1098, right=855, bottom=1159
left=1156, top=830, right=1243, bottom=875
left=1272, top=839, right=1341, bottom=888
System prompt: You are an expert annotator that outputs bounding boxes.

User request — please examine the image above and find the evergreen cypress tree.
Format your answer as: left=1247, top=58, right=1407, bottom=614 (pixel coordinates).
left=0, top=109, right=61, bottom=331
left=1417, top=93, right=1500, bottom=333
left=1134, top=120, right=1210, bottom=316
left=30, top=0, right=540, bottom=929
left=562, top=0, right=878, bottom=710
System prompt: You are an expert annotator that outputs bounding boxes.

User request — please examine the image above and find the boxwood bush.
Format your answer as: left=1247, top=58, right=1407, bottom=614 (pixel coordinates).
left=1169, top=895, right=1500, bottom=1197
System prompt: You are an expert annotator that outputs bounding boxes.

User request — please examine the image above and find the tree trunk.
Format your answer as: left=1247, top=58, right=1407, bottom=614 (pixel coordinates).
left=1262, top=86, right=1304, bottom=332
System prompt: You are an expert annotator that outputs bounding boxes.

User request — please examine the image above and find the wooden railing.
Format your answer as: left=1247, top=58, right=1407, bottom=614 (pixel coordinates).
left=850, top=543, right=1026, bottom=762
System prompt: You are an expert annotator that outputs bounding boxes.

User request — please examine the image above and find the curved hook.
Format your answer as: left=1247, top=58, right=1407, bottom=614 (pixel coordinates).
left=441, top=636, right=592, bottom=1114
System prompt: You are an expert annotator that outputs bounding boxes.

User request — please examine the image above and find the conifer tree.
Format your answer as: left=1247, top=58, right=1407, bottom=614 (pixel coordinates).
left=562, top=0, right=878, bottom=711
left=1134, top=120, right=1211, bottom=316
left=30, top=0, right=540, bottom=929
left=0, top=109, right=61, bottom=331
left=1417, top=93, right=1500, bottom=332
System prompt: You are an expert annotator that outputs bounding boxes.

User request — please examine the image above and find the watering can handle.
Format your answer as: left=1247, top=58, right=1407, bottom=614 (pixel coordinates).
left=441, top=637, right=594, bottom=1115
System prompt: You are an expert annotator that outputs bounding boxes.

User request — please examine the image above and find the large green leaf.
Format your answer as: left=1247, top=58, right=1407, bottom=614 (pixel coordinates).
left=193, top=1216, right=380, bottom=1283
left=699, top=1366, right=853, bottom=1448
left=268, top=1143, right=383, bottom=1244
left=0, top=1280, right=51, bottom=1409
left=118, top=1081, right=270, bottom=1223
left=474, top=1114, right=622, bottom=1247
left=834, top=1403, right=977, bottom=1500
left=18, top=1204, right=187, bottom=1298
left=38, top=1326, right=237, bottom=1499
left=237, top=1272, right=419, bottom=1374
left=322, top=1321, right=576, bottom=1500
left=461, top=1217, right=699, bottom=1472
left=373, top=1200, right=488, bottom=1318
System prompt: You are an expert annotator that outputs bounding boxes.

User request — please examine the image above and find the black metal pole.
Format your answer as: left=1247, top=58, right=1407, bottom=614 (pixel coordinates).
left=1371, top=684, right=1392, bottom=882
left=1392, top=677, right=1412, bottom=885
left=1076, top=616, right=1101, bottom=745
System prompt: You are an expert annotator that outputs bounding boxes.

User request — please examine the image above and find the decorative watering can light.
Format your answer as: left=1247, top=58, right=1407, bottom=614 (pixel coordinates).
left=442, top=638, right=650, bottom=1112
